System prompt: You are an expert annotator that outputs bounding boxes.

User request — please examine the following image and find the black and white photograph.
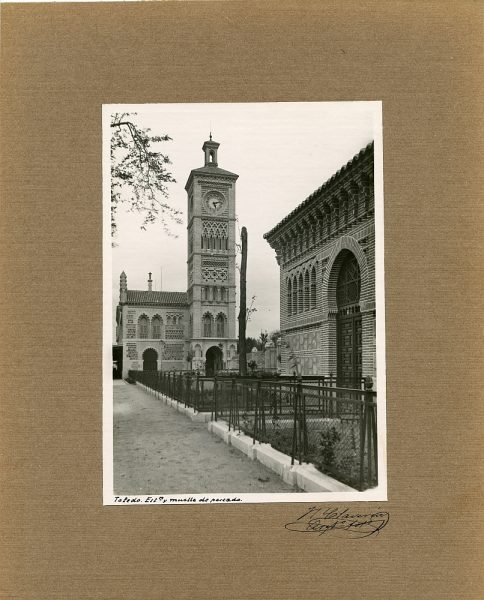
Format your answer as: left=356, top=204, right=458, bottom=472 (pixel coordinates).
left=103, top=102, right=386, bottom=504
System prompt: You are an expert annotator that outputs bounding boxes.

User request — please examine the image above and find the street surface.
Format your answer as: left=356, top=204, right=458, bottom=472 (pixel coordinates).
left=113, top=380, right=298, bottom=494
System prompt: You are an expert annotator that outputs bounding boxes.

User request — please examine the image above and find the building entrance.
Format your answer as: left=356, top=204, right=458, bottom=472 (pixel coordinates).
left=205, top=346, right=223, bottom=376
left=336, top=253, right=362, bottom=387
left=142, top=348, right=158, bottom=371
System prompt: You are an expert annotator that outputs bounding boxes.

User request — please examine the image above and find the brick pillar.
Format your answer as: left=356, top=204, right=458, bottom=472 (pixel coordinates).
left=321, top=312, right=337, bottom=376
left=361, top=309, right=376, bottom=380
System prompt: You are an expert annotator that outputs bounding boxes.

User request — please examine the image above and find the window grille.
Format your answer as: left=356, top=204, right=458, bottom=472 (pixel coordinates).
left=304, top=270, right=310, bottom=311
left=292, top=276, right=298, bottom=314
left=337, top=254, right=361, bottom=308
left=216, top=313, right=226, bottom=337
left=152, top=315, right=163, bottom=338
left=138, top=315, right=149, bottom=339
left=310, top=267, right=316, bottom=309
left=298, top=274, right=303, bottom=312
left=203, top=313, right=213, bottom=337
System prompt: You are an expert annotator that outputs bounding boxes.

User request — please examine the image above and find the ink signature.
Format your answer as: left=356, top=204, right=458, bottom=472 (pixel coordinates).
left=285, top=506, right=389, bottom=539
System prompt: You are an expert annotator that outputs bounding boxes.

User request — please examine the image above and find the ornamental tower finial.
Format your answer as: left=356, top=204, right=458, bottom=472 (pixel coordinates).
left=202, top=136, right=220, bottom=167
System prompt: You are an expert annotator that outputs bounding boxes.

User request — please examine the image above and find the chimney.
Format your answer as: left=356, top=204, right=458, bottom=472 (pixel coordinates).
left=120, top=271, right=127, bottom=303
left=148, top=272, right=153, bottom=291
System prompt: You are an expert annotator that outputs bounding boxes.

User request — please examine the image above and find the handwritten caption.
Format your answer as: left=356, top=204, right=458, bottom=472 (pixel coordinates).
left=113, top=496, right=242, bottom=504
left=285, top=506, right=389, bottom=539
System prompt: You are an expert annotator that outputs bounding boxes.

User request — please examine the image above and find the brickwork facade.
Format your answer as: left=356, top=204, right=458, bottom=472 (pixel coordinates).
left=116, top=138, right=238, bottom=377
left=264, top=143, right=376, bottom=385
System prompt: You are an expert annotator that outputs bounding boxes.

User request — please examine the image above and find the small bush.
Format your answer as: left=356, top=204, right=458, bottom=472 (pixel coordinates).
left=318, top=426, right=341, bottom=468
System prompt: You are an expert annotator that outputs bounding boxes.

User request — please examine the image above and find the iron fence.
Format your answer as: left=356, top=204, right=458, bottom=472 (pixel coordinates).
left=128, top=370, right=377, bottom=491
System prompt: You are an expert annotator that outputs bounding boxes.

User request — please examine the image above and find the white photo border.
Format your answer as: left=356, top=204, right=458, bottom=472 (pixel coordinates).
left=102, top=101, right=387, bottom=505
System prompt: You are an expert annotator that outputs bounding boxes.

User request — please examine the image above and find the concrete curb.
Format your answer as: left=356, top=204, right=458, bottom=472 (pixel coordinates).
left=138, top=383, right=212, bottom=421
left=206, top=420, right=354, bottom=492
left=136, top=383, right=356, bottom=493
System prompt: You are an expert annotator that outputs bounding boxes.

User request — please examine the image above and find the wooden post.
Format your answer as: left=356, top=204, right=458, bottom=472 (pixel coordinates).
left=238, top=226, right=248, bottom=376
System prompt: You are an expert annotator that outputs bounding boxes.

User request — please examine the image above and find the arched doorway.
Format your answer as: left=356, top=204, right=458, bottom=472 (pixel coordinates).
left=205, top=346, right=223, bottom=376
left=336, top=253, right=362, bottom=387
left=142, top=348, right=158, bottom=371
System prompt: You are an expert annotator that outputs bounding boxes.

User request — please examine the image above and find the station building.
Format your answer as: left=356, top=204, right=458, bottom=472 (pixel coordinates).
left=116, top=137, right=238, bottom=378
left=264, top=142, right=376, bottom=386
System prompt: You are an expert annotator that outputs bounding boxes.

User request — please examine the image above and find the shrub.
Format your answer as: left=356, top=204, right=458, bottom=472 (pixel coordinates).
left=318, top=426, right=341, bottom=468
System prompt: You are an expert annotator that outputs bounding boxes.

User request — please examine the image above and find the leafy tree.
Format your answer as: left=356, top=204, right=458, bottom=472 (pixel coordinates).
left=258, top=331, right=269, bottom=351
left=269, top=330, right=281, bottom=346
left=245, top=337, right=259, bottom=352
left=110, top=112, right=182, bottom=237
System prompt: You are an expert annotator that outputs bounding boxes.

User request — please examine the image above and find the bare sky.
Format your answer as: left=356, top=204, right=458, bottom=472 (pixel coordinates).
left=110, top=102, right=378, bottom=340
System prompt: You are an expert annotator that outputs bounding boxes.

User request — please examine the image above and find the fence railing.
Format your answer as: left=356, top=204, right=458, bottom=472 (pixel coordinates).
left=128, top=370, right=378, bottom=491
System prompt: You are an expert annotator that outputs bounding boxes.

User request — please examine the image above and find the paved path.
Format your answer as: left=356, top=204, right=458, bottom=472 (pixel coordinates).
left=113, top=380, right=298, bottom=494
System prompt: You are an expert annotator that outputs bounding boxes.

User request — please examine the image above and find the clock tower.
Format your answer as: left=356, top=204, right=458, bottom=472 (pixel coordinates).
left=185, top=136, right=238, bottom=375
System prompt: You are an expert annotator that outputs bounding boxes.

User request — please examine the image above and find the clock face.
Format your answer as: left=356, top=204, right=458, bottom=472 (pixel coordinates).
left=205, top=191, right=225, bottom=213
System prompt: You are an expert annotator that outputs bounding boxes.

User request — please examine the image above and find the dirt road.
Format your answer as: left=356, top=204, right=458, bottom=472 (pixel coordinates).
left=113, top=380, right=299, bottom=495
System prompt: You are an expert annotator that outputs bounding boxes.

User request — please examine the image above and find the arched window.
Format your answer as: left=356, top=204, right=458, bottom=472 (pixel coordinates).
left=361, top=172, right=371, bottom=213
left=292, top=276, right=298, bottom=314
left=213, top=287, right=218, bottom=301
left=350, top=181, right=359, bottom=221
left=298, top=274, right=303, bottom=313
left=333, top=202, right=339, bottom=231
left=304, top=270, right=310, bottom=311
left=337, top=254, right=361, bottom=308
left=151, top=315, right=163, bottom=338
left=216, top=313, right=226, bottom=337
left=310, top=266, right=316, bottom=309
left=287, top=279, right=292, bottom=315
left=138, top=315, right=149, bottom=339
left=203, top=313, right=213, bottom=337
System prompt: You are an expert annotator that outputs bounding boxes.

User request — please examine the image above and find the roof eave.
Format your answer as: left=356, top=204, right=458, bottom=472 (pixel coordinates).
left=264, top=141, right=374, bottom=242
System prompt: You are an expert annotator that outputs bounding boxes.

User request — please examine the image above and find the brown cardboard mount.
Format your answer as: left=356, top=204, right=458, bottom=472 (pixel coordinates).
left=1, top=2, right=482, bottom=599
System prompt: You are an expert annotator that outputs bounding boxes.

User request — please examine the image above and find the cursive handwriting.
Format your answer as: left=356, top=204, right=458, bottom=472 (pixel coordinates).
left=285, top=506, right=389, bottom=539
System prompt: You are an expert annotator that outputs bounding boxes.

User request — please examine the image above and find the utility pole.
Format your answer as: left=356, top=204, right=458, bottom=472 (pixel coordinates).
left=238, top=226, right=247, bottom=376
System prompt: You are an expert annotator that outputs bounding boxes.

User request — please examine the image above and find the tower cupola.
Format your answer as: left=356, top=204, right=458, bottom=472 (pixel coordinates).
left=202, top=133, right=220, bottom=167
